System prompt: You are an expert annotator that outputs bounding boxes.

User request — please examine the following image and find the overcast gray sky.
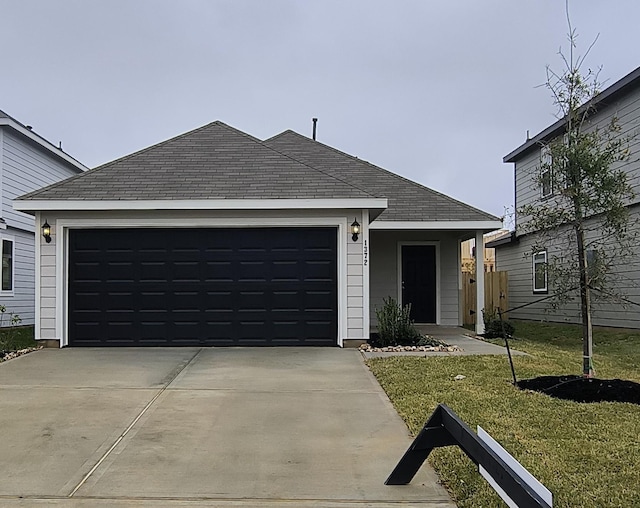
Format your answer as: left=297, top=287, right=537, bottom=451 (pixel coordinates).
left=2, top=1, right=639, bottom=218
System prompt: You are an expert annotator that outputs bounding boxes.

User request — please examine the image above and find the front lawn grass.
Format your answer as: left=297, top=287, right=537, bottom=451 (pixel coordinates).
left=367, top=321, right=640, bottom=507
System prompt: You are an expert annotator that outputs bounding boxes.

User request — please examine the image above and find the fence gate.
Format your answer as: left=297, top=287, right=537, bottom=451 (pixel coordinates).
left=462, top=271, right=508, bottom=326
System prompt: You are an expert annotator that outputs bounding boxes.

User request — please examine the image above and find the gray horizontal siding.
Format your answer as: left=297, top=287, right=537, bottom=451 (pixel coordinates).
left=514, top=83, right=640, bottom=235
left=497, top=207, right=640, bottom=329
left=0, top=228, right=35, bottom=326
left=2, top=129, right=78, bottom=232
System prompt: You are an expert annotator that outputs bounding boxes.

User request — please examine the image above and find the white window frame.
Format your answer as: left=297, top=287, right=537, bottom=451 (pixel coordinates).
left=540, top=146, right=553, bottom=199
left=532, top=250, right=548, bottom=293
left=1, top=235, right=15, bottom=295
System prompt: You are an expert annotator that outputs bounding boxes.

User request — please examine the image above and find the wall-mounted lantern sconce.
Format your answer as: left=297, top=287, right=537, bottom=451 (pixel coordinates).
left=351, top=218, right=360, bottom=242
left=42, top=220, right=51, bottom=243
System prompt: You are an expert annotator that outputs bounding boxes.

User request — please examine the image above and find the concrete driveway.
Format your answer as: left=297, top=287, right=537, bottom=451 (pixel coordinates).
left=0, top=348, right=455, bottom=507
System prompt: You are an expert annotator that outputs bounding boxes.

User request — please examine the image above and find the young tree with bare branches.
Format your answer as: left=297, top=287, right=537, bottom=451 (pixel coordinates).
left=518, top=12, right=636, bottom=377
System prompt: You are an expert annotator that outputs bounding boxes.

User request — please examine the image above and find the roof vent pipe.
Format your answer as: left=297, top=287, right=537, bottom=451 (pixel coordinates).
left=312, top=118, right=317, bottom=140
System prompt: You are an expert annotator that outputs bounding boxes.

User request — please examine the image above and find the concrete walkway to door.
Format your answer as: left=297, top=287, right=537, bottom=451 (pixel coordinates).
left=0, top=348, right=455, bottom=507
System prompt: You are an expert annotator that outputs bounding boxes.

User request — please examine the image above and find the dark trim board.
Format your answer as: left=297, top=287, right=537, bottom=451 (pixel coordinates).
left=68, top=227, right=338, bottom=346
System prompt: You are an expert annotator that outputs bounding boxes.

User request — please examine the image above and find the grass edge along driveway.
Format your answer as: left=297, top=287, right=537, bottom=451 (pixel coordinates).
left=366, top=321, right=640, bottom=508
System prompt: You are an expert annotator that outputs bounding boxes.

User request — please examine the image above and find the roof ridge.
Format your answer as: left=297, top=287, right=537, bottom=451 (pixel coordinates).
left=214, top=124, right=377, bottom=197
left=21, top=121, right=378, bottom=201
left=20, top=120, right=229, bottom=200
left=269, top=130, right=499, bottom=220
left=258, top=132, right=379, bottom=198
left=263, top=129, right=296, bottom=143
left=214, top=121, right=265, bottom=143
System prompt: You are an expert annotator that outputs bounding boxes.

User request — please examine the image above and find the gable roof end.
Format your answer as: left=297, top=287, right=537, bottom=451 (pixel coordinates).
left=504, top=65, right=640, bottom=163
left=0, top=109, right=87, bottom=173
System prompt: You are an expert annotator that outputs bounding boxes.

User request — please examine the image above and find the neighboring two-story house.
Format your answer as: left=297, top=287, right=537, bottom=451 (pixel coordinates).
left=490, top=66, right=640, bottom=329
left=0, top=110, right=86, bottom=326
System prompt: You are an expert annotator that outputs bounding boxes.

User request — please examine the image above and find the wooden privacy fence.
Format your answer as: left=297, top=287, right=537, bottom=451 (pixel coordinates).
left=462, top=271, right=508, bottom=326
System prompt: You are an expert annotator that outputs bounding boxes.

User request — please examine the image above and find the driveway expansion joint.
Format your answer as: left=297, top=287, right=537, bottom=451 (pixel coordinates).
left=67, top=348, right=203, bottom=498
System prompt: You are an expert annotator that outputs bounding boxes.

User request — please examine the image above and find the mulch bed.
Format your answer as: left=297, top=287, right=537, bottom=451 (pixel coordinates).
left=517, top=375, right=640, bottom=405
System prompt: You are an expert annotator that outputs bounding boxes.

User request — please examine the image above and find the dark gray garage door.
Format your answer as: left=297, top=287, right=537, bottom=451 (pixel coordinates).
left=68, top=228, right=337, bottom=346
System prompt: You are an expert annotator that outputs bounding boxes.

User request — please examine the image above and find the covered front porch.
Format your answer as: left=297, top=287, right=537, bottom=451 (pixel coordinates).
left=367, top=222, right=499, bottom=336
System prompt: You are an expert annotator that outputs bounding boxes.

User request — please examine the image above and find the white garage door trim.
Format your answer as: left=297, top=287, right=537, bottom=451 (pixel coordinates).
left=54, top=217, right=349, bottom=347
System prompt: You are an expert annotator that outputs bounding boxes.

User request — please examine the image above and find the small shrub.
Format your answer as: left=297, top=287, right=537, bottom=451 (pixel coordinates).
left=482, top=308, right=515, bottom=339
left=0, top=305, right=23, bottom=351
left=416, top=335, right=447, bottom=347
left=374, top=297, right=420, bottom=346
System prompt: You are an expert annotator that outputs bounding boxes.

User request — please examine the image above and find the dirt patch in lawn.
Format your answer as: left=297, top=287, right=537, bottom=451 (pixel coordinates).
left=517, top=375, right=640, bottom=405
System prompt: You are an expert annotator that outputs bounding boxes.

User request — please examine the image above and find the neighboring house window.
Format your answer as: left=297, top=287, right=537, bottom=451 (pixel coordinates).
left=540, top=146, right=552, bottom=198
left=1, top=239, right=14, bottom=292
left=532, top=250, right=547, bottom=293
left=586, top=249, right=601, bottom=284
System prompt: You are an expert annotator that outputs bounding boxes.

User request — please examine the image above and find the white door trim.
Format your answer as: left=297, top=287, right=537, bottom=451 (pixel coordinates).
left=55, top=217, right=348, bottom=347
left=396, top=241, right=440, bottom=325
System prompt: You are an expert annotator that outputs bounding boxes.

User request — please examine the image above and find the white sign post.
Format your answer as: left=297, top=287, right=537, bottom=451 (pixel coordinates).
left=477, top=426, right=552, bottom=507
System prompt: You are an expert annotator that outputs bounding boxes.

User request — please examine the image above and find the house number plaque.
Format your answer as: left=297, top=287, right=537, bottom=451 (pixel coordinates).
left=363, top=239, right=368, bottom=266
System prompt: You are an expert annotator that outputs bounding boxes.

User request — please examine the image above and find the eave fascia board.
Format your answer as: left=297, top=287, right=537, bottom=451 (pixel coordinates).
left=504, top=65, right=640, bottom=163
left=485, top=231, right=517, bottom=248
left=369, top=220, right=503, bottom=230
left=13, top=197, right=389, bottom=213
left=0, top=118, right=87, bottom=172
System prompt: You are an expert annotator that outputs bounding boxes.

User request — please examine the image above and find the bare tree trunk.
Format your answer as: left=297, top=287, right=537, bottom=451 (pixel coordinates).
left=575, top=224, right=594, bottom=377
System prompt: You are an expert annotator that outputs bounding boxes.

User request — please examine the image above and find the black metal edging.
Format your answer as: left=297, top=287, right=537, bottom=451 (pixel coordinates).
left=386, top=404, right=551, bottom=508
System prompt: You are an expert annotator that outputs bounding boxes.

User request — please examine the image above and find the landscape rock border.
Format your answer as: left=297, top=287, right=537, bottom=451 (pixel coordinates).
left=0, top=347, right=42, bottom=363
left=359, top=343, right=462, bottom=353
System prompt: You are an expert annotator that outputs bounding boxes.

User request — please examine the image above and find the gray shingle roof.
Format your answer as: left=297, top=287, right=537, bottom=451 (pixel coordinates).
left=264, top=130, right=498, bottom=222
left=19, top=121, right=375, bottom=201
left=18, top=120, right=498, bottom=223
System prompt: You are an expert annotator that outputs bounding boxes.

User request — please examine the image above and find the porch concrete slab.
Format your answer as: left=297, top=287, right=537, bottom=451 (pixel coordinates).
left=0, top=348, right=455, bottom=507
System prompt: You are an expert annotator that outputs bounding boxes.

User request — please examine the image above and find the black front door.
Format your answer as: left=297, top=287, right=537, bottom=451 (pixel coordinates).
left=401, top=245, right=436, bottom=323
